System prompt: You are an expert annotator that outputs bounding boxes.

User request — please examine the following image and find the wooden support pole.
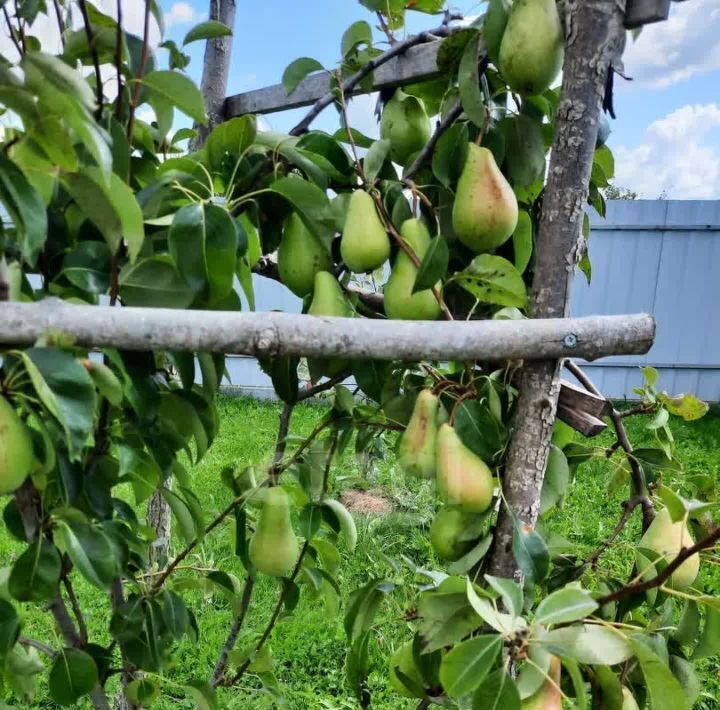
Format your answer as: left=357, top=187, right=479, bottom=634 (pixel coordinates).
left=0, top=301, right=654, bottom=361
left=486, top=0, right=629, bottom=580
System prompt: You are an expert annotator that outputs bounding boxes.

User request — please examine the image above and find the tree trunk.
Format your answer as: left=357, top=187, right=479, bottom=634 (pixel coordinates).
left=147, top=485, right=173, bottom=567
left=191, top=0, right=237, bottom=149
left=487, top=0, right=628, bottom=580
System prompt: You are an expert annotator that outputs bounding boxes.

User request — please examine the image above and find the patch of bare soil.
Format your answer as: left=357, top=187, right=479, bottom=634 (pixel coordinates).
left=340, top=489, right=393, bottom=515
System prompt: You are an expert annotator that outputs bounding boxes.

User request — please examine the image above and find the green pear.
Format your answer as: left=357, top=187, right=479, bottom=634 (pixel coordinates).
left=436, top=423, right=494, bottom=513
left=0, top=397, right=35, bottom=495
left=639, top=507, right=700, bottom=590
left=248, top=487, right=299, bottom=577
left=388, top=641, right=424, bottom=698
left=521, top=656, right=561, bottom=709
left=308, top=271, right=353, bottom=380
left=340, top=190, right=391, bottom=273
left=384, top=219, right=442, bottom=321
left=452, top=144, right=518, bottom=253
left=430, top=506, right=476, bottom=561
left=380, top=90, right=431, bottom=166
left=498, top=0, right=564, bottom=97
left=621, top=687, right=640, bottom=710
left=398, top=389, right=438, bottom=478
left=278, top=213, right=332, bottom=297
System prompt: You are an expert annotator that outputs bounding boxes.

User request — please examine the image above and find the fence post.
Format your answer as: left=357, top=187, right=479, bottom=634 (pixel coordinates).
left=487, top=0, right=629, bottom=579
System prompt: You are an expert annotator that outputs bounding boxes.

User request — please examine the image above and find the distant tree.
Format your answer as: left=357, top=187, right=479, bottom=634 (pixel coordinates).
left=604, top=183, right=639, bottom=200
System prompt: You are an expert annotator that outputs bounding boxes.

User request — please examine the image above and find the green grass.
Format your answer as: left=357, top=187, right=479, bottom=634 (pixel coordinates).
left=2, top=397, right=720, bottom=708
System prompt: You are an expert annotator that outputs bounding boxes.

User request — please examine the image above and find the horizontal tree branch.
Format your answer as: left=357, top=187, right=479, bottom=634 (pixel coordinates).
left=1, top=301, right=655, bottom=362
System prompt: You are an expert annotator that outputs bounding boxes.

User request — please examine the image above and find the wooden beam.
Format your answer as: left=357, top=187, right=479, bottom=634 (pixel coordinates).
left=624, top=0, right=671, bottom=29
left=556, top=404, right=607, bottom=438
left=224, top=40, right=445, bottom=118
left=558, top=379, right=611, bottom=419
left=0, top=301, right=654, bottom=361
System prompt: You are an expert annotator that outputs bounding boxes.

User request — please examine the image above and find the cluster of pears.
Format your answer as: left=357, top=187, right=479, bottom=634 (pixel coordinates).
left=639, top=507, right=700, bottom=590
left=0, top=396, right=35, bottom=496
left=248, top=485, right=300, bottom=578
left=497, top=0, right=565, bottom=97
left=398, top=390, right=495, bottom=560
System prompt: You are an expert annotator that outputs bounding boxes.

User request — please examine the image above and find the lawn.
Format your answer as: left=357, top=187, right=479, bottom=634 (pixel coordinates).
left=2, top=396, right=719, bottom=708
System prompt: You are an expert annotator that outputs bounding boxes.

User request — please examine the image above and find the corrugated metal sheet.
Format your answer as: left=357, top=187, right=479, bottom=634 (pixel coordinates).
left=227, top=200, right=720, bottom=401
left=571, top=200, right=720, bottom=400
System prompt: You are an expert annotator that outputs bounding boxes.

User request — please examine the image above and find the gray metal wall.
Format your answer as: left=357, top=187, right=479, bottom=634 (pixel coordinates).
left=225, top=200, right=720, bottom=401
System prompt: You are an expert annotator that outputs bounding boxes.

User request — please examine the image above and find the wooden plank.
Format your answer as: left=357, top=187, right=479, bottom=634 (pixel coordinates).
left=624, top=0, right=671, bottom=28
left=559, top=379, right=611, bottom=419
left=557, top=403, right=608, bottom=437
left=0, top=302, right=655, bottom=361
left=225, top=40, right=445, bottom=118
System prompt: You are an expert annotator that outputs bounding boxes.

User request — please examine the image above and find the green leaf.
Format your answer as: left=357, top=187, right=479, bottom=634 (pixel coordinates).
left=205, top=115, right=257, bottom=173
left=270, top=175, right=331, bottom=237
left=674, top=601, right=700, bottom=647
left=282, top=57, right=325, bottom=96
left=594, top=145, right=615, bottom=181
left=670, top=655, right=701, bottom=708
left=484, top=0, right=511, bottom=65
left=484, top=575, right=523, bottom=618
left=125, top=678, right=161, bottom=705
left=364, top=139, right=391, bottom=182
left=345, top=632, right=372, bottom=706
left=446, top=534, right=493, bottom=575
left=9, top=539, right=61, bottom=602
left=62, top=171, right=144, bottom=261
left=539, top=625, right=633, bottom=665
left=183, top=20, right=232, bottom=45
left=344, top=579, right=394, bottom=642
left=169, top=203, right=238, bottom=303
left=62, top=241, right=112, bottom=294
left=629, top=635, right=689, bottom=710
left=458, top=32, right=485, bottom=128
left=413, top=236, right=448, bottom=294
left=20, top=348, right=96, bottom=461
left=432, top=122, right=469, bottom=188
left=0, top=600, right=20, bottom=656
left=162, top=487, right=202, bottom=544
left=472, top=668, right=520, bottom=710
left=454, top=399, right=506, bottom=464
left=341, top=21, right=372, bottom=57
left=455, top=254, right=527, bottom=308
left=118, top=445, right=161, bottom=505
left=119, top=255, right=195, bottom=308
left=49, top=648, right=98, bottom=706
left=502, top=115, right=546, bottom=188
left=660, top=393, right=709, bottom=422
left=512, top=210, right=533, bottom=274
left=511, top=516, right=548, bottom=583
left=0, top=153, right=47, bottom=266
left=540, top=444, right=570, bottom=515
left=22, top=52, right=95, bottom=110
left=141, top=70, right=207, bottom=123
left=535, top=587, right=598, bottom=625
left=439, top=635, right=501, bottom=697
left=258, top=355, right=299, bottom=405
left=323, top=499, right=358, bottom=552
left=55, top=521, right=118, bottom=589
left=692, top=606, right=720, bottom=659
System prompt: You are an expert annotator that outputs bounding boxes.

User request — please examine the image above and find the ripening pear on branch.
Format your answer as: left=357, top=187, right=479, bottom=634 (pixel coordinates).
left=498, top=0, right=564, bottom=96
left=340, top=190, right=391, bottom=273
left=308, top=271, right=354, bottom=380
left=436, top=423, right=494, bottom=513
left=430, top=506, right=477, bottom=561
left=398, top=389, right=439, bottom=478
left=639, top=507, right=700, bottom=590
left=380, top=89, right=431, bottom=166
left=278, top=213, right=332, bottom=297
left=0, top=396, right=35, bottom=495
left=521, top=656, right=561, bottom=710
left=388, top=641, right=425, bottom=698
left=452, top=144, right=518, bottom=253
left=248, top=486, right=299, bottom=577
left=384, top=219, right=442, bottom=321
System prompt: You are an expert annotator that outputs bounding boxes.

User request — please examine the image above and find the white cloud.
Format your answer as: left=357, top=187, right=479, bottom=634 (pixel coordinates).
left=613, top=104, right=720, bottom=198
left=164, top=1, right=197, bottom=28
left=622, top=0, right=720, bottom=89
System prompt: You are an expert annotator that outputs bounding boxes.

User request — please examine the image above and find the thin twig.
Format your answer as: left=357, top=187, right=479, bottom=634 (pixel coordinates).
left=270, top=402, right=295, bottom=481
left=337, top=79, right=366, bottom=184
left=63, top=577, right=89, bottom=644
left=19, top=636, right=56, bottom=658
left=211, top=575, right=255, bottom=687
left=77, top=0, right=104, bottom=119
left=52, top=0, right=66, bottom=46
left=375, top=11, right=396, bottom=45
left=114, top=0, right=124, bottom=119
left=2, top=6, right=22, bottom=56
left=289, top=18, right=463, bottom=136
left=620, top=403, right=657, bottom=418
left=565, top=360, right=654, bottom=531
left=596, top=527, right=720, bottom=607
left=126, top=0, right=152, bottom=142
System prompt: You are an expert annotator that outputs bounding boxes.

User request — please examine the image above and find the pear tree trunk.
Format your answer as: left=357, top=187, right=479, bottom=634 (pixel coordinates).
left=486, top=0, right=628, bottom=580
